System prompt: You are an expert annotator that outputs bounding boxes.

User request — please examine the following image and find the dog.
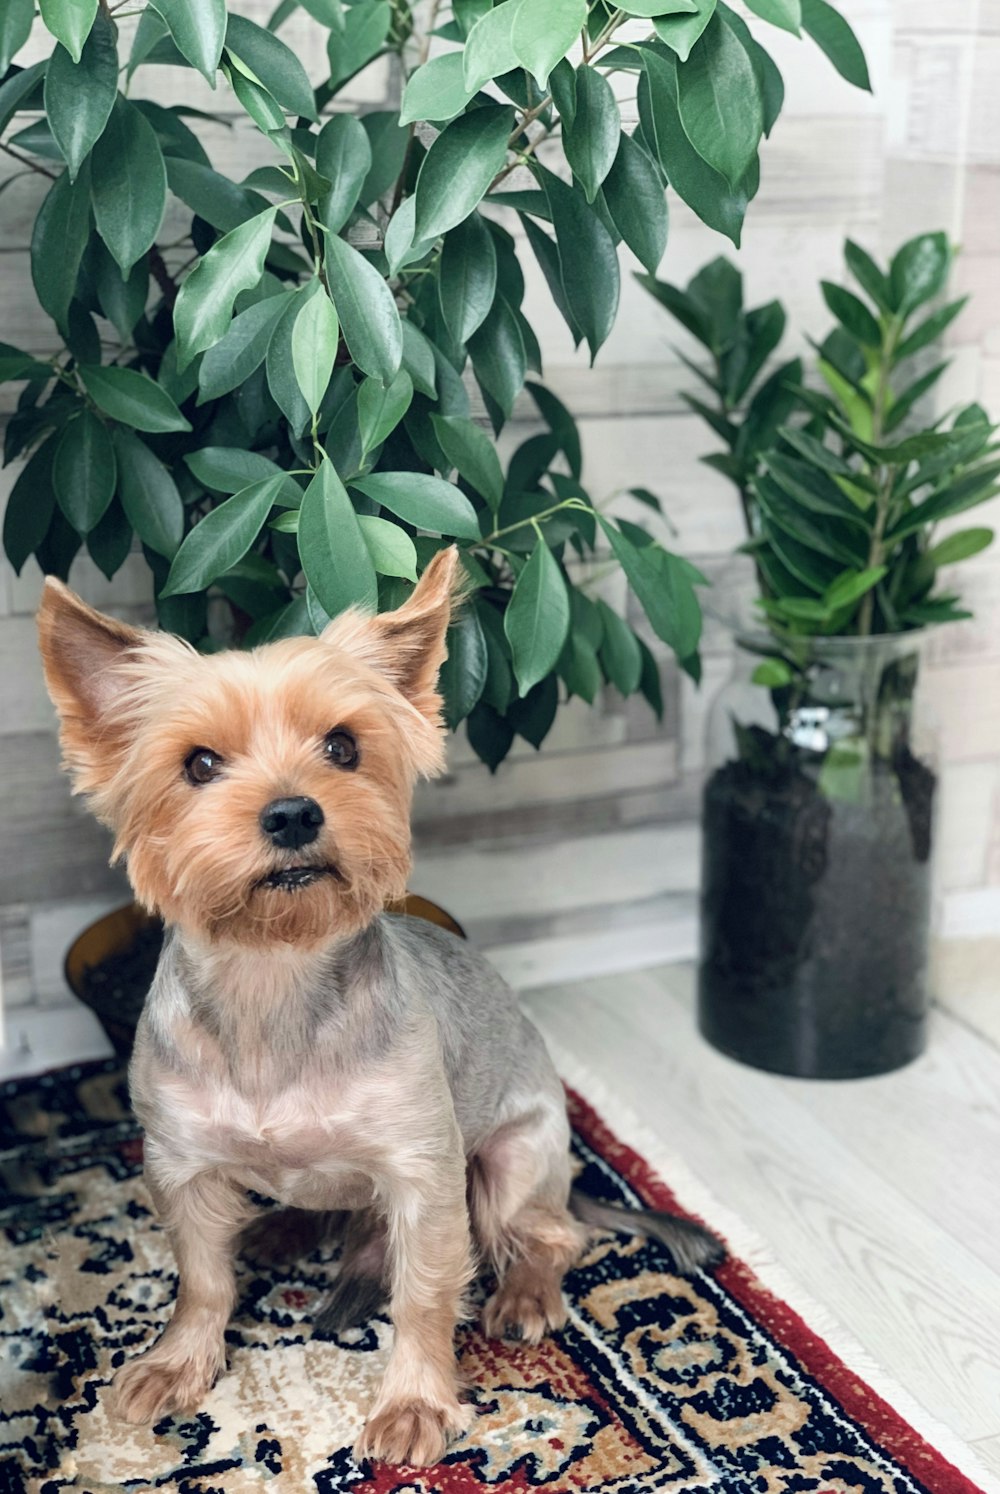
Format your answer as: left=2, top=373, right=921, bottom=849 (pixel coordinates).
left=38, top=547, right=723, bottom=1466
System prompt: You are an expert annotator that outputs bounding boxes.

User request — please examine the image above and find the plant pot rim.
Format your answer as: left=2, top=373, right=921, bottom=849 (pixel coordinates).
left=730, top=626, right=938, bottom=659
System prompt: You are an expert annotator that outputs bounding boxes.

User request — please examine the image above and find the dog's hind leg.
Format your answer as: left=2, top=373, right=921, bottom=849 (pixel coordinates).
left=470, top=1103, right=586, bottom=1345
left=314, top=1208, right=388, bottom=1334
left=240, top=1208, right=346, bottom=1265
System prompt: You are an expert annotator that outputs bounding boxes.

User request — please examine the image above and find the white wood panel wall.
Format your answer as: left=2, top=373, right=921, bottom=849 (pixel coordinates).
left=1, top=0, right=999, bottom=1019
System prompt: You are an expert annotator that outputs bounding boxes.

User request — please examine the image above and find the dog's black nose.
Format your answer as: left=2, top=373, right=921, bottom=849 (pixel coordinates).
left=259, top=796, right=324, bottom=850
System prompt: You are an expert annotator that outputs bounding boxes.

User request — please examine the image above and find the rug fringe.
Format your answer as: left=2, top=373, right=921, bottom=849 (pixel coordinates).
left=542, top=1030, right=999, bottom=1494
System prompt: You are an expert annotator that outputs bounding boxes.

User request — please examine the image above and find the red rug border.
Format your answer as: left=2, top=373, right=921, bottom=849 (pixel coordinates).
left=565, top=1085, right=984, bottom=1494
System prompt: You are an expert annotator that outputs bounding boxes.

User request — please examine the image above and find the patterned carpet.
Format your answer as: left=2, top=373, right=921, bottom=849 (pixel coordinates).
left=0, top=1059, right=983, bottom=1494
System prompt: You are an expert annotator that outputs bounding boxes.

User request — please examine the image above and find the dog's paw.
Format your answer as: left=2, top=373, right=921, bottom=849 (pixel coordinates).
left=481, top=1279, right=567, bottom=1345
left=109, top=1348, right=223, bottom=1424
left=355, top=1397, right=468, bottom=1466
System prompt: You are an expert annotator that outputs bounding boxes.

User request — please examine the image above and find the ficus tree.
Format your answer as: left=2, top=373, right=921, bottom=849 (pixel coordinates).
left=0, top=0, right=868, bottom=769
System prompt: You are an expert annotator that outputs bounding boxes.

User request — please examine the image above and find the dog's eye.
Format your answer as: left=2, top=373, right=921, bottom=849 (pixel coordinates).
left=323, top=728, right=358, bottom=770
left=185, top=747, right=224, bottom=785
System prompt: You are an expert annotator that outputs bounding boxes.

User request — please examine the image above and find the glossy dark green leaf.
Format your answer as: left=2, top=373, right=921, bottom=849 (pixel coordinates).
left=843, top=238, right=891, bottom=312
left=800, top=0, right=870, bottom=90
left=265, top=289, right=312, bottom=436
left=2, top=437, right=57, bottom=574
left=745, top=0, right=799, bottom=33
left=401, top=52, right=475, bottom=125
left=895, top=297, right=967, bottom=362
left=162, top=473, right=286, bottom=596
left=0, top=0, right=33, bottom=74
left=651, top=0, right=716, bottom=62
left=463, top=1, right=520, bottom=90
left=185, top=447, right=302, bottom=504
left=511, top=0, right=586, bottom=90
left=112, top=427, right=184, bottom=558
left=414, top=105, right=514, bottom=241
left=40, top=0, right=97, bottom=63
left=358, top=515, right=418, bottom=580
left=563, top=64, right=620, bottom=203
left=351, top=471, right=481, bottom=539
left=358, top=370, right=414, bottom=455
left=150, top=0, right=225, bottom=81
left=558, top=627, right=602, bottom=703
left=466, top=700, right=515, bottom=771
left=197, top=289, right=294, bottom=401
left=507, top=673, right=558, bottom=748
left=521, top=215, right=582, bottom=347
left=476, top=598, right=516, bottom=711
left=602, top=130, right=668, bottom=274
left=889, top=231, right=950, bottom=314
left=598, top=515, right=702, bottom=656
left=323, top=234, right=402, bottom=385
left=225, top=12, right=316, bottom=118
left=79, top=364, right=191, bottom=433
left=468, top=295, right=527, bottom=418
left=87, top=498, right=133, bottom=579
left=431, top=413, right=504, bottom=512
left=439, top=607, right=488, bottom=728
left=821, top=280, right=882, bottom=347
left=291, top=282, right=339, bottom=417
left=44, top=14, right=118, bottom=181
left=675, top=12, right=762, bottom=187
left=597, top=600, right=643, bottom=694
left=540, top=168, right=619, bottom=363
left=174, top=206, right=278, bottom=367
left=316, top=113, right=372, bottom=234
left=297, top=458, right=377, bottom=615
left=439, top=213, right=497, bottom=343
left=504, top=538, right=571, bottom=695
left=925, top=527, right=993, bottom=568
left=90, top=97, right=166, bottom=272
left=357, top=111, right=408, bottom=207
left=527, top=383, right=582, bottom=480
left=638, top=638, right=664, bottom=718
left=30, top=162, right=92, bottom=334
left=92, top=242, right=149, bottom=339
left=0, top=60, right=47, bottom=135
left=53, top=411, right=116, bottom=533
left=328, top=0, right=390, bottom=91
left=166, top=157, right=275, bottom=234
left=884, top=361, right=948, bottom=433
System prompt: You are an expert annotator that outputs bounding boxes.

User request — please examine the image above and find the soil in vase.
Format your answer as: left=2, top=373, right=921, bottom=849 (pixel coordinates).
left=698, top=744, right=935, bottom=1079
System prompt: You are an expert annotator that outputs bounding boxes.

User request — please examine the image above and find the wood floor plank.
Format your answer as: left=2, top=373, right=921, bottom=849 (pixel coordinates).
left=524, top=969, right=1000, bottom=1443
left=971, top=1433, right=1000, bottom=1484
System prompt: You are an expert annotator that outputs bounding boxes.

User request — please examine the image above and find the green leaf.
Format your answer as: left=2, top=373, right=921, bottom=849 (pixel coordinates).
left=895, top=297, right=967, bottom=362
left=652, top=0, right=717, bottom=62
left=821, top=280, right=882, bottom=347
left=352, top=472, right=482, bottom=540
left=297, top=458, right=377, bottom=615
left=0, top=60, right=47, bottom=136
left=0, top=0, right=33, bottom=74
left=844, top=239, right=891, bottom=312
left=675, top=12, right=762, bottom=187
left=640, top=46, right=748, bottom=245
left=507, top=673, right=558, bottom=747
left=265, top=289, right=311, bottom=435
left=112, top=428, right=184, bottom=559
left=439, top=607, right=489, bottom=729
left=562, top=65, right=620, bottom=204
left=3, top=438, right=57, bottom=574
left=885, top=361, right=948, bottom=433
left=818, top=357, right=872, bottom=440
left=431, top=414, right=504, bottom=512
left=53, top=411, right=116, bottom=533
left=328, top=0, right=390, bottom=91
left=89, top=97, right=166, bottom=275
left=197, top=289, right=294, bottom=401
left=463, top=1, right=520, bottom=90
left=745, top=0, right=799, bottom=33
left=39, top=0, right=98, bottom=63
left=358, top=370, right=414, bottom=456
left=151, top=0, right=225, bottom=81
left=504, top=539, right=571, bottom=695
left=316, top=113, right=372, bottom=234
left=823, top=565, right=886, bottom=611
left=466, top=700, right=515, bottom=771
left=598, top=516, right=701, bottom=656
left=925, top=527, right=993, bottom=568
left=414, top=104, right=514, bottom=241
left=224, top=12, right=316, bottom=118
left=401, top=52, right=475, bottom=125
left=87, top=498, right=132, bottom=580
left=78, top=364, right=190, bottom=434
left=165, top=157, right=272, bottom=236
left=357, top=514, right=418, bottom=581
left=468, top=295, right=526, bottom=418
left=44, top=15, right=118, bottom=182
left=602, top=130, right=668, bottom=275
left=185, top=447, right=301, bottom=504
left=162, top=474, right=286, bottom=596
left=30, top=163, right=93, bottom=335
left=889, top=231, right=951, bottom=314
left=597, top=600, right=642, bottom=694
left=511, top=0, right=586, bottom=90
left=439, top=213, right=498, bottom=343
left=540, top=167, right=620, bottom=363
left=752, top=658, right=794, bottom=687
left=617, top=0, right=699, bottom=13
left=800, top=0, right=870, bottom=90
left=174, top=207, right=278, bottom=368
left=291, top=284, right=339, bottom=417
left=323, top=234, right=402, bottom=385
left=527, top=382, right=582, bottom=479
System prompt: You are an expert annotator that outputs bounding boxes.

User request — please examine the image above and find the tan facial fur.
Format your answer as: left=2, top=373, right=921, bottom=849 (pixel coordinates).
left=37, top=547, right=460, bottom=948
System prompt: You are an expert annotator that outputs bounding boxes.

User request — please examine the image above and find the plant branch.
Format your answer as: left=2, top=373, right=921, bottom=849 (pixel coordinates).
left=0, top=141, right=56, bottom=180
left=148, top=246, right=179, bottom=309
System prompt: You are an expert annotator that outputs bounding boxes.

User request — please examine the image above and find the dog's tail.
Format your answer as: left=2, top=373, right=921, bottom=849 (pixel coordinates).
left=569, top=1189, right=726, bottom=1274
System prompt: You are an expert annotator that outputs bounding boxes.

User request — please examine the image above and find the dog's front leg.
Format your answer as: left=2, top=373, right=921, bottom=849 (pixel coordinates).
left=356, top=1154, right=473, bottom=1467
left=111, top=1166, right=253, bottom=1424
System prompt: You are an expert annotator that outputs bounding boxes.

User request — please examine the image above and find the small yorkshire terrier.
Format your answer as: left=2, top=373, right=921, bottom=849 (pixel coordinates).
left=39, top=547, right=722, bottom=1467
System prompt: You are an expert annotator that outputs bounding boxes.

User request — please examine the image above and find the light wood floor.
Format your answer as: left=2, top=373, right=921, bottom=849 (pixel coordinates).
left=523, top=963, right=1000, bottom=1487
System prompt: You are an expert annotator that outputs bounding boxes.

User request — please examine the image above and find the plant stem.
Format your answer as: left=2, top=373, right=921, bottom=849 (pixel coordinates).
left=858, top=315, right=903, bottom=636
left=482, top=497, right=591, bottom=545
left=0, top=141, right=56, bottom=180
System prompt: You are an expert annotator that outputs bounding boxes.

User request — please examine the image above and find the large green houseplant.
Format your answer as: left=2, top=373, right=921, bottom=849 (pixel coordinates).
left=641, top=234, right=998, bottom=1077
left=1, top=0, right=869, bottom=771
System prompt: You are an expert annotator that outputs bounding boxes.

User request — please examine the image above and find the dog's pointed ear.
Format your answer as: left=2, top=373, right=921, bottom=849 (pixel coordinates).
left=322, top=546, right=461, bottom=722
left=37, top=579, right=146, bottom=794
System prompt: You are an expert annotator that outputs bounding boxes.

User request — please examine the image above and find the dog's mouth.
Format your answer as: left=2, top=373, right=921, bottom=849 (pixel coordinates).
left=254, top=864, right=341, bottom=893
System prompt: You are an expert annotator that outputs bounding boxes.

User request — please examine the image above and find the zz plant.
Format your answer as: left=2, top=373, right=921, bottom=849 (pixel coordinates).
left=0, top=0, right=868, bottom=769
